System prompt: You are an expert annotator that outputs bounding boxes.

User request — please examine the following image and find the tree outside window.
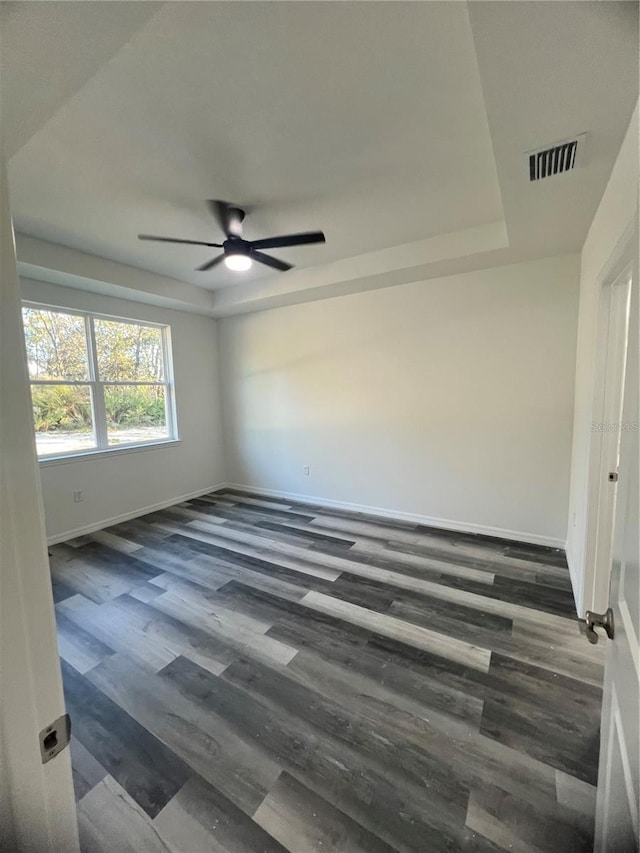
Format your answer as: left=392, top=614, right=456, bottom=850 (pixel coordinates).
left=22, top=305, right=177, bottom=458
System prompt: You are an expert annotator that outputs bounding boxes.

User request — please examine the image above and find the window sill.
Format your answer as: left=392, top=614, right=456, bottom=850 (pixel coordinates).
left=38, top=439, right=181, bottom=467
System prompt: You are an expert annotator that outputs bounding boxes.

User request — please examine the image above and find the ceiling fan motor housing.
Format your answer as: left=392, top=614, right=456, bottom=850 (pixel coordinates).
left=224, top=236, right=251, bottom=257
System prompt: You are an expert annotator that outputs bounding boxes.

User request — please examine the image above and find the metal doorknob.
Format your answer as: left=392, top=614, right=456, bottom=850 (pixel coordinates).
left=580, top=607, right=615, bottom=644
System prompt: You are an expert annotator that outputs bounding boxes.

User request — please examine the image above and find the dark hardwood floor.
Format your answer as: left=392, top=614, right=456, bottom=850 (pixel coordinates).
left=49, top=488, right=605, bottom=853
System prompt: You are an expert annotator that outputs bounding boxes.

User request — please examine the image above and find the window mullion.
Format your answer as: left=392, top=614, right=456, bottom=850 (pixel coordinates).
left=163, top=326, right=178, bottom=439
left=25, top=379, right=93, bottom=386
left=98, top=381, right=169, bottom=387
left=86, top=316, right=108, bottom=449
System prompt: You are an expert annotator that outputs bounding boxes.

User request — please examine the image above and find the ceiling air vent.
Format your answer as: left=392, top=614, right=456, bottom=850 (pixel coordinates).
left=527, top=133, right=586, bottom=181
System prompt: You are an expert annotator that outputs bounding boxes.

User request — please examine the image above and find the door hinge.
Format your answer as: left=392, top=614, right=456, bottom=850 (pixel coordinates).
left=39, top=713, right=71, bottom=764
left=579, top=607, right=615, bottom=644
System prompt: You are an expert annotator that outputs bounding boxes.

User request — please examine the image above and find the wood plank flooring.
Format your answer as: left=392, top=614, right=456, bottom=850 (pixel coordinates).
left=50, top=488, right=604, bottom=853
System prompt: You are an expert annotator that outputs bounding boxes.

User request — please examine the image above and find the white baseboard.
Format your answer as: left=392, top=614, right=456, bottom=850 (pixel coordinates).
left=46, top=484, right=227, bottom=545
left=221, top=483, right=566, bottom=550
left=47, top=480, right=566, bottom=551
left=563, top=539, right=583, bottom=616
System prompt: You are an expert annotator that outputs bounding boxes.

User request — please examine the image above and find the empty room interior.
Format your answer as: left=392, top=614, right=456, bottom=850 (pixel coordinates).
left=1, top=3, right=639, bottom=853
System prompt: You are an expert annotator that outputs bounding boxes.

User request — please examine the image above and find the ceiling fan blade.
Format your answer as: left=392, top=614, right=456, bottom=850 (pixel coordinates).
left=139, top=234, right=222, bottom=247
left=251, top=250, right=293, bottom=272
left=196, top=254, right=225, bottom=272
left=207, top=200, right=245, bottom=238
left=249, top=231, right=326, bottom=251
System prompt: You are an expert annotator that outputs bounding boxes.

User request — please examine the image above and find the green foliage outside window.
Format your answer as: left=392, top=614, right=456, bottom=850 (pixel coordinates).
left=30, top=385, right=91, bottom=432
left=23, top=308, right=169, bottom=435
left=104, top=386, right=166, bottom=428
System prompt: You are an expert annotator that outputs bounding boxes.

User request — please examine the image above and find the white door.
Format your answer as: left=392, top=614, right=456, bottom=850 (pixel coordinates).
left=592, top=270, right=634, bottom=608
left=594, top=253, right=639, bottom=852
left=585, top=247, right=636, bottom=618
left=0, top=159, right=79, bottom=851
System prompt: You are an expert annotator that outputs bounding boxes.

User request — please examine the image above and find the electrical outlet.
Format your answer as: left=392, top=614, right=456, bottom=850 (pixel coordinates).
left=73, top=490, right=84, bottom=503
left=303, top=465, right=310, bottom=476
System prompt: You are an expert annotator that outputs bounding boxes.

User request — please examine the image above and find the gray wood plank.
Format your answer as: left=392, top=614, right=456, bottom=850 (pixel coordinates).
left=169, top=522, right=500, bottom=601
left=54, top=491, right=601, bottom=853
left=70, top=736, right=108, bottom=802
left=77, top=776, right=176, bottom=853
left=253, top=771, right=397, bottom=853
left=466, top=784, right=593, bottom=853
left=300, top=589, right=492, bottom=671
left=151, top=588, right=298, bottom=668
left=88, top=652, right=282, bottom=816
left=129, top=581, right=166, bottom=603
left=62, top=660, right=192, bottom=819
left=55, top=610, right=115, bottom=674
left=50, top=549, right=136, bottom=604
left=160, top=655, right=481, bottom=853
left=554, top=770, right=597, bottom=837
left=103, top=593, right=231, bottom=676
left=89, top=529, right=142, bottom=554
left=154, top=773, right=288, bottom=853
left=57, top=594, right=181, bottom=672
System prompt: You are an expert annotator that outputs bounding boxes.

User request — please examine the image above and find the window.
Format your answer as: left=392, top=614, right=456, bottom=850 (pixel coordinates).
left=21, top=304, right=177, bottom=459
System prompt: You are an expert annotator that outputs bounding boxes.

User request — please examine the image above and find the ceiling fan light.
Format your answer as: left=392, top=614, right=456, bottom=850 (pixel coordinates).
left=224, top=253, right=252, bottom=272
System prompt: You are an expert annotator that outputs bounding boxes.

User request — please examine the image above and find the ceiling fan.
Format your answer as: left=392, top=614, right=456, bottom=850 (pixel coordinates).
left=139, top=200, right=326, bottom=273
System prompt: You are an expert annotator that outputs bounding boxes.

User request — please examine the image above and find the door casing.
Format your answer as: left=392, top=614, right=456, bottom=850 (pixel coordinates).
left=583, top=224, right=636, bottom=617
left=593, top=229, right=639, bottom=852
left=0, top=158, right=79, bottom=852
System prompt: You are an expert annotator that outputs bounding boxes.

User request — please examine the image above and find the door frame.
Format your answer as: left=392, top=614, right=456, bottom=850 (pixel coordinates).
left=582, top=222, right=637, bottom=616
left=593, top=241, right=639, bottom=852
left=0, top=159, right=79, bottom=851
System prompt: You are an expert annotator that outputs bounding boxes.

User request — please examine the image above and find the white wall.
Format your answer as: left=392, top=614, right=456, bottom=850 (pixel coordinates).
left=566, top=102, right=639, bottom=615
left=2, top=161, right=79, bottom=852
left=20, top=277, right=226, bottom=542
left=219, top=254, right=580, bottom=546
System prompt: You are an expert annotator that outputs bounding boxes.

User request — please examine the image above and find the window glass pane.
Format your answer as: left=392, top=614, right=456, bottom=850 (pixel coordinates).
left=94, top=319, right=165, bottom=381
left=104, top=385, right=169, bottom=446
left=22, top=308, right=89, bottom=380
left=30, top=384, right=96, bottom=456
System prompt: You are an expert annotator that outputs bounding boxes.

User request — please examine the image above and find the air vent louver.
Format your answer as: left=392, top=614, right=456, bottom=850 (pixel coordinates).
left=527, top=133, right=586, bottom=181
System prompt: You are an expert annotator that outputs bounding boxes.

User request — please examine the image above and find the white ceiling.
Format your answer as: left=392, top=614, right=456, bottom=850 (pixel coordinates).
left=2, top=1, right=638, bottom=315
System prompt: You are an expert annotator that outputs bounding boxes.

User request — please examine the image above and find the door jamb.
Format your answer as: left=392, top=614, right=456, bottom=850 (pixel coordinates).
left=582, top=221, right=637, bottom=617
left=0, top=158, right=80, bottom=852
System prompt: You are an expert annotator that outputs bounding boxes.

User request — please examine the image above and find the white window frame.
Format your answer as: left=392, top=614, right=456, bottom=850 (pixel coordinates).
left=22, top=301, right=179, bottom=461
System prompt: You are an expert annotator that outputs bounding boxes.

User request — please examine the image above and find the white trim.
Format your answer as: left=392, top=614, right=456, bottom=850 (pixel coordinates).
left=30, top=379, right=168, bottom=387
left=564, top=536, right=581, bottom=614
left=619, top=597, right=640, bottom=682
left=22, top=299, right=169, bottom=330
left=39, top=438, right=181, bottom=467
left=46, top=483, right=226, bottom=545
left=1, top=159, right=79, bottom=851
left=47, top=479, right=567, bottom=552
left=222, top=483, right=566, bottom=549
left=594, top=218, right=637, bottom=288
left=581, top=219, right=637, bottom=616
left=87, top=314, right=106, bottom=448
left=588, top=268, right=632, bottom=609
left=22, top=301, right=178, bottom=456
